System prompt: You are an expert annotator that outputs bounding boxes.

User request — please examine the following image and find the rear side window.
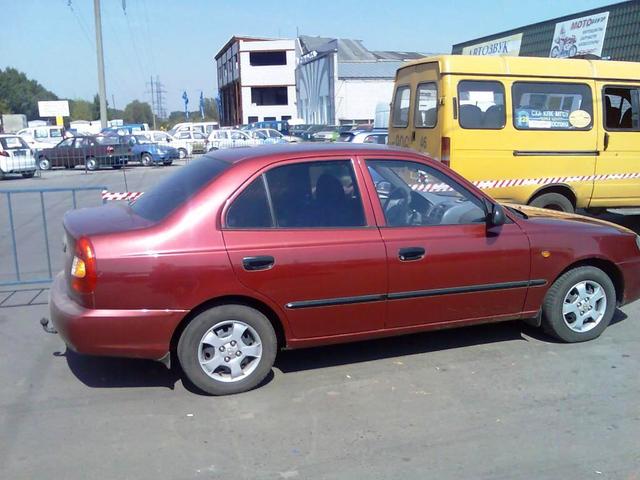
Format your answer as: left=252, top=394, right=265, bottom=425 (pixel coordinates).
left=392, top=86, right=411, bottom=128
left=0, top=136, right=29, bottom=149
left=603, top=86, right=640, bottom=131
left=458, top=80, right=505, bottom=129
left=414, top=82, right=437, bottom=128
left=226, top=177, right=273, bottom=228
left=131, top=157, right=229, bottom=222
left=512, top=82, right=593, bottom=130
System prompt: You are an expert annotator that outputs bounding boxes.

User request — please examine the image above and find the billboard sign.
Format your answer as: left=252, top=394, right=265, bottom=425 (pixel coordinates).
left=549, top=11, right=609, bottom=58
left=462, top=33, right=523, bottom=56
left=38, top=100, right=70, bottom=117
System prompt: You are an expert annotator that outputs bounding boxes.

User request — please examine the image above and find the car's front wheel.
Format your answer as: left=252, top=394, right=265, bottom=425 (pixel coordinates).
left=38, top=157, right=51, bottom=170
left=177, top=304, right=277, bottom=395
left=141, top=153, right=154, bottom=166
left=542, top=266, right=616, bottom=342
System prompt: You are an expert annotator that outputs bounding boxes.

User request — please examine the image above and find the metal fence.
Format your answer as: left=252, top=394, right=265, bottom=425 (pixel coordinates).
left=0, top=186, right=107, bottom=287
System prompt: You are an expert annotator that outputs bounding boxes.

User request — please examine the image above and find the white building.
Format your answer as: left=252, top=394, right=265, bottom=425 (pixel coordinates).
left=215, top=36, right=297, bottom=126
left=296, top=36, right=426, bottom=125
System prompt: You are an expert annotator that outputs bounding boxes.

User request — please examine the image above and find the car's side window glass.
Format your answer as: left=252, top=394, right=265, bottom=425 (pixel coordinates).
left=366, top=160, right=486, bottom=227
left=59, top=138, right=74, bottom=147
left=391, top=85, right=411, bottom=128
left=226, top=177, right=273, bottom=228
left=458, top=80, right=505, bottom=129
left=603, top=86, right=640, bottom=131
left=415, top=82, right=438, bottom=128
left=512, top=82, right=593, bottom=130
left=265, top=160, right=366, bottom=228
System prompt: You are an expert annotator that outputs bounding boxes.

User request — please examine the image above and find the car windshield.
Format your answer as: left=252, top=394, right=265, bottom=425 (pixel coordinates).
left=0, top=136, right=29, bottom=149
left=130, top=156, right=230, bottom=222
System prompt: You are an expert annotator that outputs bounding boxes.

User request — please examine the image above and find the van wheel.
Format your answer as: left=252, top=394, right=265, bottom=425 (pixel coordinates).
left=542, top=266, right=616, bottom=343
left=529, top=193, right=574, bottom=213
left=177, top=304, right=277, bottom=395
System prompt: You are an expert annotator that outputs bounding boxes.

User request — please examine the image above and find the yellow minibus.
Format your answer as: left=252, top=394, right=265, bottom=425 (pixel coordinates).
left=389, top=55, right=640, bottom=212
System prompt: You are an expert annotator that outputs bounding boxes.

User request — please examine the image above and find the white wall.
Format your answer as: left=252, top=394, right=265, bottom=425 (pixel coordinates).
left=335, top=79, right=395, bottom=123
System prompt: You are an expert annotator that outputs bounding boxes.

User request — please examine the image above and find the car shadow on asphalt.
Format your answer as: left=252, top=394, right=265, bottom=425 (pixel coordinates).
left=58, top=309, right=629, bottom=391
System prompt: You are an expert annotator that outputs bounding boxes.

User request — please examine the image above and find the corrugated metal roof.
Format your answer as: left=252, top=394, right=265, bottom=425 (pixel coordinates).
left=338, top=61, right=404, bottom=79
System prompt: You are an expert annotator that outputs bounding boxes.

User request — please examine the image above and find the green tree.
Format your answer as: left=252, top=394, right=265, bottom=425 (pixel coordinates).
left=0, top=98, right=10, bottom=115
left=203, top=97, right=219, bottom=121
left=123, top=100, right=153, bottom=124
left=0, top=67, right=57, bottom=120
left=69, top=99, right=94, bottom=121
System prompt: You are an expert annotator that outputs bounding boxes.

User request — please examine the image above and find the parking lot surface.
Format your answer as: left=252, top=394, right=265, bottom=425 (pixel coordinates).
left=1, top=160, right=639, bottom=479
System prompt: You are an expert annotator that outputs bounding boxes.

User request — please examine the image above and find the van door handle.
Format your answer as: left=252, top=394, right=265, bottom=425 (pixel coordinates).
left=242, top=256, right=275, bottom=271
left=604, top=132, right=609, bottom=151
left=398, top=247, right=426, bottom=261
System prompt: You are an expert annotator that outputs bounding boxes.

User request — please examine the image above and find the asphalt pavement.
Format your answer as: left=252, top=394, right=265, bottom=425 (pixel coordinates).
left=1, top=159, right=639, bottom=479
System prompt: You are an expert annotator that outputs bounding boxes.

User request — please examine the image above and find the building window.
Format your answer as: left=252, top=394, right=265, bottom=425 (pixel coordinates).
left=251, top=87, right=288, bottom=106
left=512, top=82, right=593, bottom=130
left=458, top=80, right=505, bottom=129
left=248, top=116, right=259, bottom=124
left=250, top=51, right=287, bottom=66
left=264, top=117, right=276, bottom=121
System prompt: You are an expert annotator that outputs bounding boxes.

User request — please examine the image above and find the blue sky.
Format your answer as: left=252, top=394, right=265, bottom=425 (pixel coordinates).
left=1, top=0, right=620, bottom=112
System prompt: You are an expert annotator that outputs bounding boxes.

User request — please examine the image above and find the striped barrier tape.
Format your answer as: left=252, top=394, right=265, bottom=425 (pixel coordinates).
left=101, top=190, right=144, bottom=202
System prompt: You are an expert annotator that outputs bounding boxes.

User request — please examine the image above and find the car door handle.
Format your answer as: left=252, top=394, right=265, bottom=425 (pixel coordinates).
left=398, top=247, right=425, bottom=261
left=242, top=256, right=275, bottom=271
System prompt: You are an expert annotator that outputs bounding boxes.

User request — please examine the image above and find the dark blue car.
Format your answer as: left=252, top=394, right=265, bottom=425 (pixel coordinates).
left=129, top=134, right=179, bottom=166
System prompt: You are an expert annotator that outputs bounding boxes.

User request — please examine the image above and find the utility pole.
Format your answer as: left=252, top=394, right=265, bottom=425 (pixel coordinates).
left=148, top=76, right=157, bottom=129
left=155, top=76, right=167, bottom=120
left=93, top=0, right=108, bottom=129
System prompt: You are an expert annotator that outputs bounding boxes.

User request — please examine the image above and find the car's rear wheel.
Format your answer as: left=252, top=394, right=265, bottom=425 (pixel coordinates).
left=38, top=157, right=51, bottom=170
left=177, top=304, right=277, bottom=395
left=177, top=148, right=187, bottom=159
left=85, top=157, right=98, bottom=171
left=542, top=266, right=616, bottom=342
left=141, top=153, right=153, bottom=166
left=529, top=192, right=574, bottom=213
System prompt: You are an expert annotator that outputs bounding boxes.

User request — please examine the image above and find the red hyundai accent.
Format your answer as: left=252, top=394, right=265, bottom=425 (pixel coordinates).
left=47, top=144, right=640, bottom=395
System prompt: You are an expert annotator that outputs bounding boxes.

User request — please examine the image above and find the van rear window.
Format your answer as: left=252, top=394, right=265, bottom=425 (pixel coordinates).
left=512, top=82, right=593, bottom=130
left=415, top=83, right=437, bottom=128
left=392, top=86, right=411, bottom=127
left=458, top=80, right=505, bottom=129
left=131, top=156, right=229, bottom=222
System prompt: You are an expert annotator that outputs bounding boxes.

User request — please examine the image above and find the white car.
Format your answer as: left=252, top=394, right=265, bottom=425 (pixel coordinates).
left=207, top=129, right=261, bottom=150
left=143, top=130, right=193, bottom=159
left=0, top=134, right=37, bottom=178
left=249, top=128, right=299, bottom=143
left=17, top=126, right=64, bottom=150
left=172, top=131, right=209, bottom=154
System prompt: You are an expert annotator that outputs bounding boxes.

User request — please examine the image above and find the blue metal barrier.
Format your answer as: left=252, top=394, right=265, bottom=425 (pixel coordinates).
left=0, top=186, right=107, bottom=287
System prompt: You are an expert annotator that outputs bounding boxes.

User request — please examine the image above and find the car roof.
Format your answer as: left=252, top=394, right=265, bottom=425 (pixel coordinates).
left=205, top=143, right=423, bottom=166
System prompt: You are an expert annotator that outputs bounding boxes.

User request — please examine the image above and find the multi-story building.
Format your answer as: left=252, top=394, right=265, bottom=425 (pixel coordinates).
left=215, top=36, right=297, bottom=126
left=452, top=0, right=640, bottom=61
left=296, top=36, right=425, bottom=125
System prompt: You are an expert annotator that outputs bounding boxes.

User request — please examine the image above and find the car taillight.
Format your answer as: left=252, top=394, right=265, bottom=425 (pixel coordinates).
left=0, top=150, right=9, bottom=157
left=70, top=237, right=97, bottom=293
left=106, top=145, right=114, bottom=153
left=441, top=136, right=451, bottom=167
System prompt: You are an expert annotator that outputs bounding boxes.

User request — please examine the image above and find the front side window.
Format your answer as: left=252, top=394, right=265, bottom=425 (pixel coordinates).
left=392, top=86, right=411, bottom=127
left=58, top=138, right=74, bottom=147
left=415, top=82, right=438, bottom=128
left=512, top=82, right=593, bottom=130
left=367, top=160, right=486, bottom=227
left=226, top=160, right=366, bottom=228
left=34, top=128, right=48, bottom=139
left=458, top=80, right=505, bottom=129
left=603, top=86, right=640, bottom=131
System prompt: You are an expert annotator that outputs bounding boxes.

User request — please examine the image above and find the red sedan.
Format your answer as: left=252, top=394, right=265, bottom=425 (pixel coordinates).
left=47, top=144, right=640, bottom=395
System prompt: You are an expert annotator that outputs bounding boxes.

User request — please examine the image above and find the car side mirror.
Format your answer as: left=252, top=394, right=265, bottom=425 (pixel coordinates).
left=486, top=202, right=506, bottom=227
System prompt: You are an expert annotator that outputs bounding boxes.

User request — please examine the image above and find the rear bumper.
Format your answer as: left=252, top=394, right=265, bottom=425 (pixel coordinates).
left=49, top=272, right=187, bottom=360
left=620, top=257, right=640, bottom=306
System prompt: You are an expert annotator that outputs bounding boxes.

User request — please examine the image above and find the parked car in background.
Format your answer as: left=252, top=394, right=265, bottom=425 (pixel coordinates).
left=173, top=130, right=209, bottom=153
left=249, top=128, right=298, bottom=143
left=46, top=143, right=640, bottom=396
left=37, top=136, right=131, bottom=171
left=168, top=121, right=219, bottom=137
left=128, top=134, right=179, bottom=166
left=338, top=129, right=388, bottom=144
left=0, top=134, right=36, bottom=178
left=310, top=126, right=341, bottom=142
left=143, top=130, right=193, bottom=159
left=245, top=120, right=290, bottom=135
left=17, top=125, right=64, bottom=150
left=289, top=123, right=314, bottom=138
left=208, top=129, right=260, bottom=150
left=100, top=123, right=149, bottom=136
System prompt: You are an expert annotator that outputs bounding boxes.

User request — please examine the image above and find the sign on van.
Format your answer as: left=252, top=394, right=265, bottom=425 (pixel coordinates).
left=462, top=33, right=523, bottom=57
left=38, top=100, right=70, bottom=118
left=549, top=11, right=609, bottom=58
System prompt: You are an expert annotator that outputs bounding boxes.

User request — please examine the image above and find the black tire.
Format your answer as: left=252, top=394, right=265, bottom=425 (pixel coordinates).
left=141, top=153, right=153, bottom=166
left=542, top=266, right=616, bottom=343
left=529, top=192, right=574, bottom=213
left=112, top=165, right=122, bottom=169
left=21, top=171, right=35, bottom=178
left=85, top=157, right=98, bottom=171
left=163, top=160, right=173, bottom=166
left=177, top=304, right=277, bottom=395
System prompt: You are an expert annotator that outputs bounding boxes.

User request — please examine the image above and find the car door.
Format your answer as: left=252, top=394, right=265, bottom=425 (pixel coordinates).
left=592, top=83, right=640, bottom=206
left=222, top=157, right=387, bottom=339
left=363, top=157, right=531, bottom=329
left=72, top=137, right=89, bottom=167
left=51, top=138, right=75, bottom=167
